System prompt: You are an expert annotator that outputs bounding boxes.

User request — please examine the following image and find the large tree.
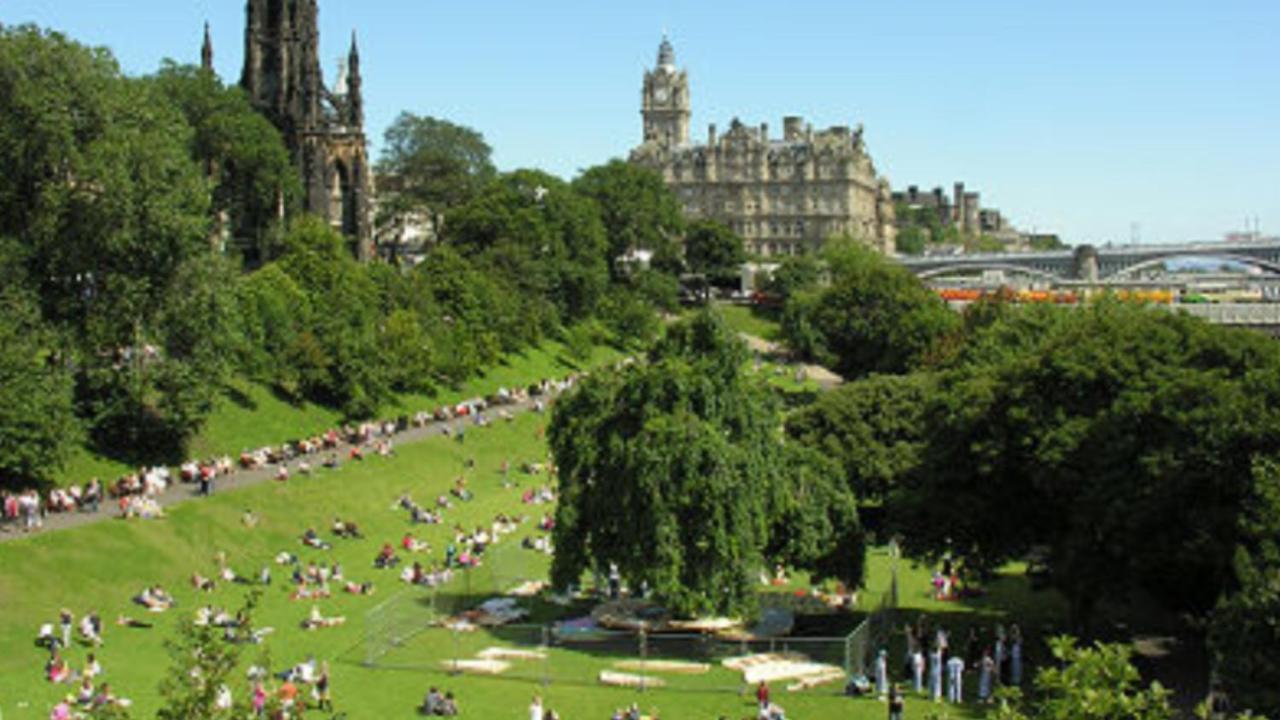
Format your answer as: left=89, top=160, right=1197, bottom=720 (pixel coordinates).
left=786, top=372, right=932, bottom=504
left=549, top=311, right=863, bottom=617
left=780, top=238, right=959, bottom=377
left=148, top=62, right=298, bottom=264
left=378, top=113, right=496, bottom=236
left=683, top=219, right=745, bottom=298
left=572, top=160, right=684, bottom=278
left=892, top=301, right=1280, bottom=629
left=0, top=285, right=79, bottom=490
left=447, top=169, right=610, bottom=330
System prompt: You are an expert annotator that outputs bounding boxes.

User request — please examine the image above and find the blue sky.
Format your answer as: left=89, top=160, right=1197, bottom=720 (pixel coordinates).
left=3, top=0, right=1277, bottom=245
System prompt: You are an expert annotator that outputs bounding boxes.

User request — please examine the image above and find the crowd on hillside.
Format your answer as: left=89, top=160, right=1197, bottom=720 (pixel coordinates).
left=2, top=377, right=578, bottom=537
left=23, top=369, right=594, bottom=718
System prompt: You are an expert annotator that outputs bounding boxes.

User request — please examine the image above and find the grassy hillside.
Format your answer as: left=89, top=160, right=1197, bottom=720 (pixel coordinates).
left=54, top=339, right=620, bottom=487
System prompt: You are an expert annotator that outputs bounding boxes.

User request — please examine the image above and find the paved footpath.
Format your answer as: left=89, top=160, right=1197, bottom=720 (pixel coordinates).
left=0, top=395, right=550, bottom=544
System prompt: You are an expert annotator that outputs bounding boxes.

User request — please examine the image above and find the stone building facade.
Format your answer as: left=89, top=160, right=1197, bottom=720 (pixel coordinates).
left=892, top=182, right=989, bottom=234
left=238, top=0, right=373, bottom=258
left=629, top=38, right=896, bottom=257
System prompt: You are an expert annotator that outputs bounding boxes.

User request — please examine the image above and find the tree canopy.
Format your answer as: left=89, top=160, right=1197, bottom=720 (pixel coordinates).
left=572, top=160, right=684, bottom=278
left=780, top=238, right=959, bottom=377
left=891, top=301, right=1280, bottom=628
left=377, top=112, right=496, bottom=235
left=684, top=219, right=746, bottom=292
left=549, top=311, right=863, bottom=618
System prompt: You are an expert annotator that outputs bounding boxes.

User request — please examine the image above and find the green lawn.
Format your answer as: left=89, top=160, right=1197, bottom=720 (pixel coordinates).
left=717, top=304, right=783, bottom=343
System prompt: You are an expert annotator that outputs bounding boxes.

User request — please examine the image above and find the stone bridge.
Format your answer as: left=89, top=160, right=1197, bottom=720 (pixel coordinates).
left=898, top=239, right=1280, bottom=282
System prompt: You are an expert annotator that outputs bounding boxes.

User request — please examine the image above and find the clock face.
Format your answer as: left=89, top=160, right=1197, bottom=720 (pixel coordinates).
left=654, top=87, right=669, bottom=104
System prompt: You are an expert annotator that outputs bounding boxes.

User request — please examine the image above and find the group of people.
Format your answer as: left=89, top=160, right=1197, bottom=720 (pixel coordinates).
left=37, top=609, right=128, bottom=716
left=875, top=617, right=1025, bottom=707
left=418, top=686, right=460, bottom=715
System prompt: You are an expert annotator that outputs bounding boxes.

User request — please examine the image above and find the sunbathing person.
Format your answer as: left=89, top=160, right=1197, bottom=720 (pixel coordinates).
left=301, top=528, right=332, bottom=550
left=300, top=604, right=346, bottom=630
left=134, top=585, right=174, bottom=611
left=115, top=615, right=153, bottom=629
left=343, top=580, right=375, bottom=595
left=401, top=532, right=430, bottom=553
left=191, top=572, right=216, bottom=592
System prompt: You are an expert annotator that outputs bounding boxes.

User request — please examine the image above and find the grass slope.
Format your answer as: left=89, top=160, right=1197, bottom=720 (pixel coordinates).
left=54, top=340, right=618, bottom=487
left=717, top=304, right=782, bottom=343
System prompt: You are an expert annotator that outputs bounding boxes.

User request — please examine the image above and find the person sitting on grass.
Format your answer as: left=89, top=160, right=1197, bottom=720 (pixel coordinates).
left=46, top=650, right=71, bottom=683
left=75, top=676, right=95, bottom=705
left=420, top=687, right=443, bottom=715
left=332, top=517, right=362, bottom=539
left=90, top=683, right=128, bottom=711
left=301, top=528, right=332, bottom=550
left=274, top=464, right=289, bottom=482
left=79, top=612, right=103, bottom=647
left=191, top=572, right=216, bottom=592
left=83, top=653, right=102, bottom=680
left=374, top=543, right=400, bottom=569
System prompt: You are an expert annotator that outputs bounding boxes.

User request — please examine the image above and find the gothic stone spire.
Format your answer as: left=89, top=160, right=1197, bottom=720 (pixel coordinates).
left=201, top=21, right=213, bottom=71
left=346, top=30, right=364, bottom=127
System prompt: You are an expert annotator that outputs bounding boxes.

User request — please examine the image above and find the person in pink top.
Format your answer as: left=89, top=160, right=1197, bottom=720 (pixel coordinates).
left=252, top=681, right=267, bottom=715
left=50, top=697, right=73, bottom=720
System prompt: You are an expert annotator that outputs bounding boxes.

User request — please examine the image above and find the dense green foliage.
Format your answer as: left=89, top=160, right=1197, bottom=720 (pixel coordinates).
left=785, top=372, right=931, bottom=504
left=994, top=637, right=1176, bottom=720
left=684, top=219, right=746, bottom=295
left=0, top=287, right=79, bottom=486
left=377, top=112, right=496, bottom=237
left=0, top=28, right=675, bottom=487
left=893, top=302, right=1280, bottom=628
left=572, top=159, right=684, bottom=278
left=781, top=239, right=959, bottom=377
left=549, top=312, right=863, bottom=617
left=148, top=62, right=297, bottom=263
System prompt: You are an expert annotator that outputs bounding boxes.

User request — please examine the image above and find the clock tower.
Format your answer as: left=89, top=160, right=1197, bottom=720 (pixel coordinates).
left=642, top=36, right=690, bottom=147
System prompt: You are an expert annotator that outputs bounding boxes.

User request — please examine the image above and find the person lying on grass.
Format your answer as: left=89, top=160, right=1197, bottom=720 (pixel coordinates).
left=134, top=585, right=174, bottom=611
left=301, top=528, right=332, bottom=550
left=300, top=604, right=345, bottom=630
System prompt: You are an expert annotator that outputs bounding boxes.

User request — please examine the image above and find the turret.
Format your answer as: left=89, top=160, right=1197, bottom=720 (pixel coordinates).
left=346, top=31, right=364, bottom=128
left=201, top=22, right=214, bottom=72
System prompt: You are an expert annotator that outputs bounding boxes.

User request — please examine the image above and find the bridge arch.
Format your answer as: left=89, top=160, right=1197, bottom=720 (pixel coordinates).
left=916, top=263, right=1064, bottom=283
left=1104, top=252, right=1280, bottom=280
